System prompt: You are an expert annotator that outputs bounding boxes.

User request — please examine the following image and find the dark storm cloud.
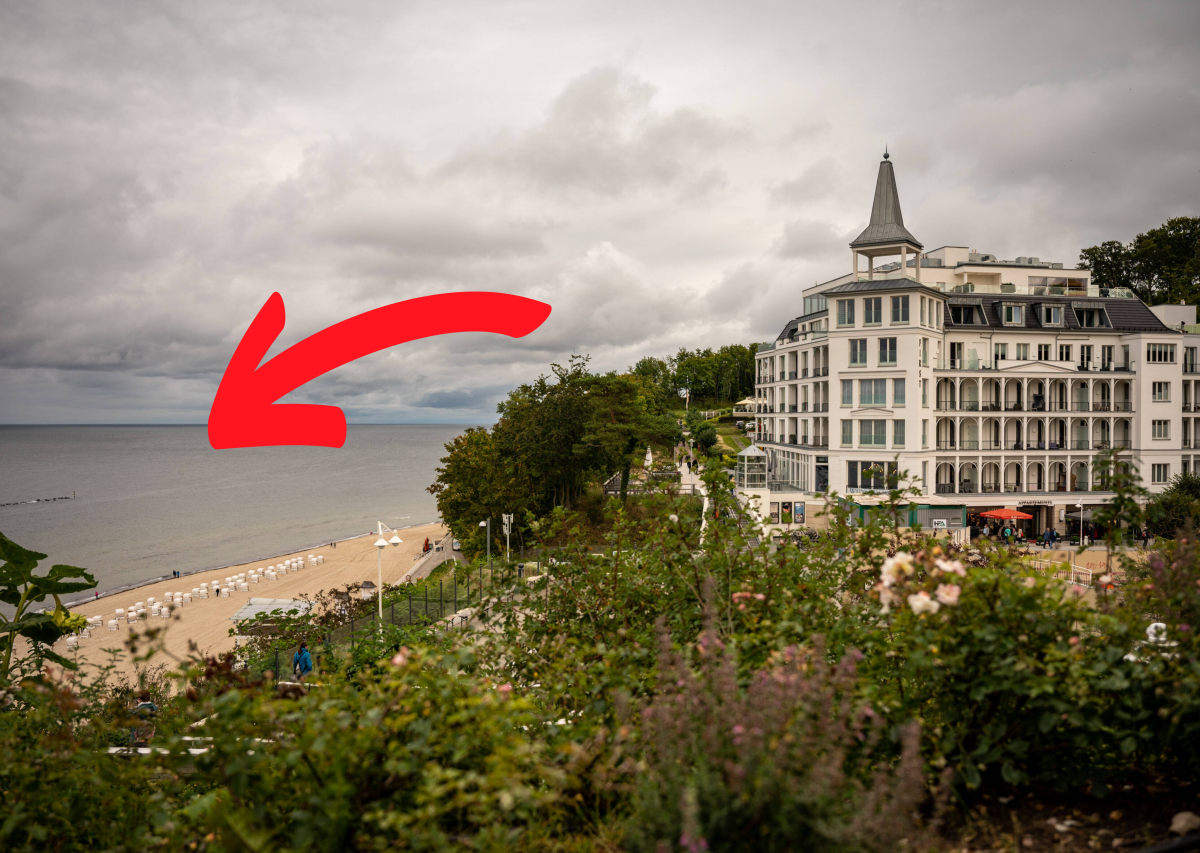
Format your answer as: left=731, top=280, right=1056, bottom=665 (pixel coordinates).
left=0, top=1, right=1197, bottom=424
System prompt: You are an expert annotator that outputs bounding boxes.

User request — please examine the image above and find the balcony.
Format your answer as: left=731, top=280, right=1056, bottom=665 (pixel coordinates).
left=817, top=366, right=829, bottom=377
left=779, top=372, right=786, bottom=381
left=935, top=484, right=957, bottom=495
left=1004, top=402, right=1025, bottom=412
left=1113, top=402, right=1133, bottom=412
left=981, top=483, right=1001, bottom=493
left=814, top=403, right=829, bottom=412
left=788, top=435, right=798, bottom=445
left=1091, top=402, right=1112, bottom=412
left=1077, top=361, right=1133, bottom=373
left=789, top=405, right=798, bottom=413
left=1072, top=440, right=1091, bottom=450
left=961, top=400, right=981, bottom=412
left=1186, top=362, right=1199, bottom=375
left=810, top=437, right=829, bottom=448
left=800, top=368, right=809, bottom=378
left=936, top=401, right=957, bottom=411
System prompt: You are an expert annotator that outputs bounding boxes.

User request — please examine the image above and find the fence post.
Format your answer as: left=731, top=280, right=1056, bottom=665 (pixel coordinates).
left=454, top=573, right=457, bottom=614
left=440, top=580, right=444, bottom=618
left=408, top=590, right=412, bottom=624
left=350, top=615, right=354, bottom=648
left=424, top=584, right=428, bottom=623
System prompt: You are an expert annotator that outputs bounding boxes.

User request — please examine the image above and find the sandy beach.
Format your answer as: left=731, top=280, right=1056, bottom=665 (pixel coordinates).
left=52, top=522, right=448, bottom=684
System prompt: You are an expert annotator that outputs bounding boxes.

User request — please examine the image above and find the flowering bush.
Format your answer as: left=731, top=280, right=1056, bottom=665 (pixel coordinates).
left=627, top=624, right=936, bottom=853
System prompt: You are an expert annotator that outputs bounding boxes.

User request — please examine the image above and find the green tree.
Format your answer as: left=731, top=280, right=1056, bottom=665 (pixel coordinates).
left=1080, top=216, right=1200, bottom=305
left=1144, top=470, right=1200, bottom=538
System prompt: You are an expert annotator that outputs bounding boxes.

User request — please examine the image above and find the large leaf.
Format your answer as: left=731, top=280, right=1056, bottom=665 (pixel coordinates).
left=33, top=645, right=79, bottom=671
left=19, top=617, right=68, bottom=646
left=0, top=613, right=54, bottom=635
left=26, top=564, right=97, bottom=600
left=0, top=533, right=48, bottom=606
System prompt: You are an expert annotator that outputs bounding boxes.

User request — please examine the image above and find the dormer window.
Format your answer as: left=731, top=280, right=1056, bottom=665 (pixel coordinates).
left=1041, top=305, right=1063, bottom=327
left=1073, top=305, right=1111, bottom=328
left=1002, top=304, right=1024, bottom=326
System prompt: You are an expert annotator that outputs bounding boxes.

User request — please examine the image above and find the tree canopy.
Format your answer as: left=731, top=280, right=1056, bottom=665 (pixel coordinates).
left=1079, top=216, right=1200, bottom=305
left=631, top=344, right=758, bottom=406
left=428, top=356, right=683, bottom=555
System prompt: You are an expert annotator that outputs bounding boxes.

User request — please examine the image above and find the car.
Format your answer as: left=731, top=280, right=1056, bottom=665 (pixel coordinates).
left=735, top=420, right=744, bottom=428
left=452, top=538, right=461, bottom=551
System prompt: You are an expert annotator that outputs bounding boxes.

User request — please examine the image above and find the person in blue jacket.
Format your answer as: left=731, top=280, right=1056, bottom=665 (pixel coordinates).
left=293, top=641, right=313, bottom=681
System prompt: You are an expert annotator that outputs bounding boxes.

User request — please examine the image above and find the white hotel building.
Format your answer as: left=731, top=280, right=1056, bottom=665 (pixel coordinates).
left=739, top=154, right=1195, bottom=535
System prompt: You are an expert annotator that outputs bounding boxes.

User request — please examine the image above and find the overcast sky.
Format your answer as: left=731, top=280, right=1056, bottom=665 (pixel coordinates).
left=1, top=1, right=1197, bottom=425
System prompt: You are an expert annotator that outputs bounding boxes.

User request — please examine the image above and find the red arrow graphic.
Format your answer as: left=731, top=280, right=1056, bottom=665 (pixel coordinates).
left=207, top=291, right=551, bottom=449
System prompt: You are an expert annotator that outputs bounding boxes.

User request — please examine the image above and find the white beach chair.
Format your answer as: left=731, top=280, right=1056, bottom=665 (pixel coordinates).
left=108, top=620, right=119, bottom=632
left=66, top=636, right=78, bottom=649
left=115, top=608, right=125, bottom=619
left=127, top=612, right=138, bottom=624
left=220, top=588, right=230, bottom=598
left=151, top=604, right=161, bottom=616
left=182, top=593, right=192, bottom=604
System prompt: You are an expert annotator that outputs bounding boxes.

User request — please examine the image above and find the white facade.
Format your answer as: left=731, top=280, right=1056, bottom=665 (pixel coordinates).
left=743, top=156, right=1188, bottom=535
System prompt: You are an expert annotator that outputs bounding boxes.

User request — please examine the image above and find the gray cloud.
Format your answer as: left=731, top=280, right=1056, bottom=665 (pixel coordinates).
left=0, top=1, right=1197, bottom=424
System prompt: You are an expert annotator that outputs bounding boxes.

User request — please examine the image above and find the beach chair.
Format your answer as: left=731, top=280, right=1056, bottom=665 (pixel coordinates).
left=115, top=608, right=125, bottom=619
left=108, top=620, right=119, bottom=631
left=182, top=593, right=192, bottom=604
left=66, top=636, right=78, bottom=649
left=220, top=588, right=230, bottom=598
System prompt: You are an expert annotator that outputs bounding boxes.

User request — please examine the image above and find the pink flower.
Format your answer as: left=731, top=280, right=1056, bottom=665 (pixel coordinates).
left=935, top=558, right=966, bottom=577
left=1068, top=636, right=1080, bottom=646
left=731, top=724, right=745, bottom=735
left=1023, top=577, right=1037, bottom=588
left=497, top=683, right=513, bottom=695
left=907, top=591, right=940, bottom=615
left=935, top=583, right=961, bottom=606
left=390, top=647, right=410, bottom=667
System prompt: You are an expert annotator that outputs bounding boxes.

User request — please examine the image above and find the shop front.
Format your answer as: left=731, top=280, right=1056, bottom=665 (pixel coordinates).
left=1016, top=500, right=1056, bottom=539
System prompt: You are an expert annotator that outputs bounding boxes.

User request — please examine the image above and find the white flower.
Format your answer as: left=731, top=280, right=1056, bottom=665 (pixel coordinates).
left=879, top=586, right=901, bottom=614
left=908, top=591, right=940, bottom=615
left=935, top=558, right=966, bottom=577
left=669, top=514, right=679, bottom=523
left=881, top=552, right=914, bottom=587
left=935, top=583, right=961, bottom=606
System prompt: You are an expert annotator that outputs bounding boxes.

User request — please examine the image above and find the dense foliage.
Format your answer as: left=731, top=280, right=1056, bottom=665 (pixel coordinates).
left=1079, top=215, right=1200, bottom=305
left=631, top=344, right=758, bottom=408
left=428, top=357, right=681, bottom=556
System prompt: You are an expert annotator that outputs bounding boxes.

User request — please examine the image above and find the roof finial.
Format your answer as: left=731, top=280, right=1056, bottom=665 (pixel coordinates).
left=883, top=145, right=889, bottom=161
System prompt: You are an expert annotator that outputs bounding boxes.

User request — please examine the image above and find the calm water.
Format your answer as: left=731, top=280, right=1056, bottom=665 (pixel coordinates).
left=0, top=425, right=466, bottom=598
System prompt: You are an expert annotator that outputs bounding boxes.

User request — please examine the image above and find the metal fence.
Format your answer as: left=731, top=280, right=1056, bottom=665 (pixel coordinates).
left=238, top=561, right=522, bottom=679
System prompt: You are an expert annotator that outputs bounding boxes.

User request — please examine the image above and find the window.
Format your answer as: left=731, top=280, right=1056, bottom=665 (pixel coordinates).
left=1153, top=382, right=1171, bottom=402
left=891, top=295, right=910, bottom=323
left=837, top=299, right=855, bottom=327
left=1152, top=463, right=1170, bottom=484
left=994, top=343, right=1008, bottom=361
left=1042, top=305, right=1062, bottom=326
left=1074, top=307, right=1110, bottom=328
left=920, top=296, right=927, bottom=326
left=922, top=379, right=929, bottom=407
left=879, top=337, right=897, bottom=365
left=1002, top=304, right=1024, bottom=326
left=1148, top=344, right=1177, bottom=364
left=950, top=305, right=977, bottom=324
left=935, top=303, right=941, bottom=328
left=860, top=420, right=887, bottom=446
left=920, top=337, right=929, bottom=366
left=1016, top=343, right=1030, bottom=360
left=1037, top=344, right=1052, bottom=361
left=893, top=378, right=906, bottom=406
left=922, top=419, right=928, bottom=448
left=1059, top=344, right=1072, bottom=362
left=893, top=420, right=906, bottom=447
left=864, top=297, right=883, bottom=324
left=1152, top=420, right=1170, bottom=439
left=850, top=339, right=867, bottom=365
left=841, top=379, right=853, bottom=406
left=841, top=420, right=853, bottom=446
left=860, top=379, right=886, bottom=407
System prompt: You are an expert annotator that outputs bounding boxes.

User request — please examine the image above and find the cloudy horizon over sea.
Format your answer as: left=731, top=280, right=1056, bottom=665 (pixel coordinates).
left=0, top=425, right=466, bottom=597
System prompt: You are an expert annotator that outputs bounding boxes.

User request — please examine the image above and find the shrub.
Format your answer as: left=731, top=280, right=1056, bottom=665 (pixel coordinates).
left=627, top=623, right=935, bottom=852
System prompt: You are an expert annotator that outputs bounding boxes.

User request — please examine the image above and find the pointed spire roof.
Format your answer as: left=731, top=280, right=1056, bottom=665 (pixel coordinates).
left=850, top=151, right=922, bottom=250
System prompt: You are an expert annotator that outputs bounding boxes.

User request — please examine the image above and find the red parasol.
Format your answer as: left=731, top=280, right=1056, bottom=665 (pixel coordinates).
left=978, top=508, right=1033, bottom=520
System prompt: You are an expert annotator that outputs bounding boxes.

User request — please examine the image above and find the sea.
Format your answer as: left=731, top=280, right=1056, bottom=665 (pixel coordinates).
left=0, top=425, right=467, bottom=601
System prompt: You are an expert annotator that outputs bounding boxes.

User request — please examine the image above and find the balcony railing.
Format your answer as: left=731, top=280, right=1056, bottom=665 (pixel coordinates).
left=789, top=405, right=797, bottom=412
left=788, top=371, right=798, bottom=380
left=1072, top=440, right=1090, bottom=450
left=788, top=435, right=797, bottom=445
left=1186, top=362, right=1199, bottom=375
left=800, top=368, right=809, bottom=378
left=935, top=484, right=956, bottom=495
left=1077, top=361, right=1133, bottom=373
left=817, top=366, right=829, bottom=377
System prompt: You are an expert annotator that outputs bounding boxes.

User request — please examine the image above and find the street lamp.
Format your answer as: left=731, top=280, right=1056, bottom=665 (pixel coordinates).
left=374, top=538, right=388, bottom=622
left=479, top=519, right=491, bottom=571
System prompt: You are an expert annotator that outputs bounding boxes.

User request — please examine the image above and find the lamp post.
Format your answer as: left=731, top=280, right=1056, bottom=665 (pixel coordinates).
left=374, top=538, right=387, bottom=622
left=479, top=519, right=491, bottom=572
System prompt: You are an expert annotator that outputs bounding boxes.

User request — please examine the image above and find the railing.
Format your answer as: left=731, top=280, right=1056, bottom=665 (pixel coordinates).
left=1004, top=402, right=1025, bottom=412
left=1186, top=363, right=1200, bottom=375
left=1072, top=440, right=1090, bottom=450
left=958, top=483, right=978, bottom=494
left=1113, top=402, right=1133, bottom=411
left=810, top=437, right=829, bottom=448
left=800, top=368, right=808, bottom=378
left=936, top=401, right=957, bottom=411
left=789, top=371, right=798, bottom=380
left=935, top=484, right=956, bottom=495
left=814, top=403, right=829, bottom=412
left=817, top=366, right=829, bottom=376
left=981, top=483, right=1001, bottom=493
left=788, top=435, right=797, bottom=445
left=1076, top=361, right=1133, bottom=373
left=789, top=405, right=797, bottom=412
left=1004, top=482, right=1024, bottom=493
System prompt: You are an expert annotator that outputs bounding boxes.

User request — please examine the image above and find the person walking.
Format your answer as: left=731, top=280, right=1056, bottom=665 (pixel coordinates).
left=1043, top=527, right=1052, bottom=549
left=1002, top=525, right=1012, bottom=545
left=293, top=641, right=313, bottom=682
